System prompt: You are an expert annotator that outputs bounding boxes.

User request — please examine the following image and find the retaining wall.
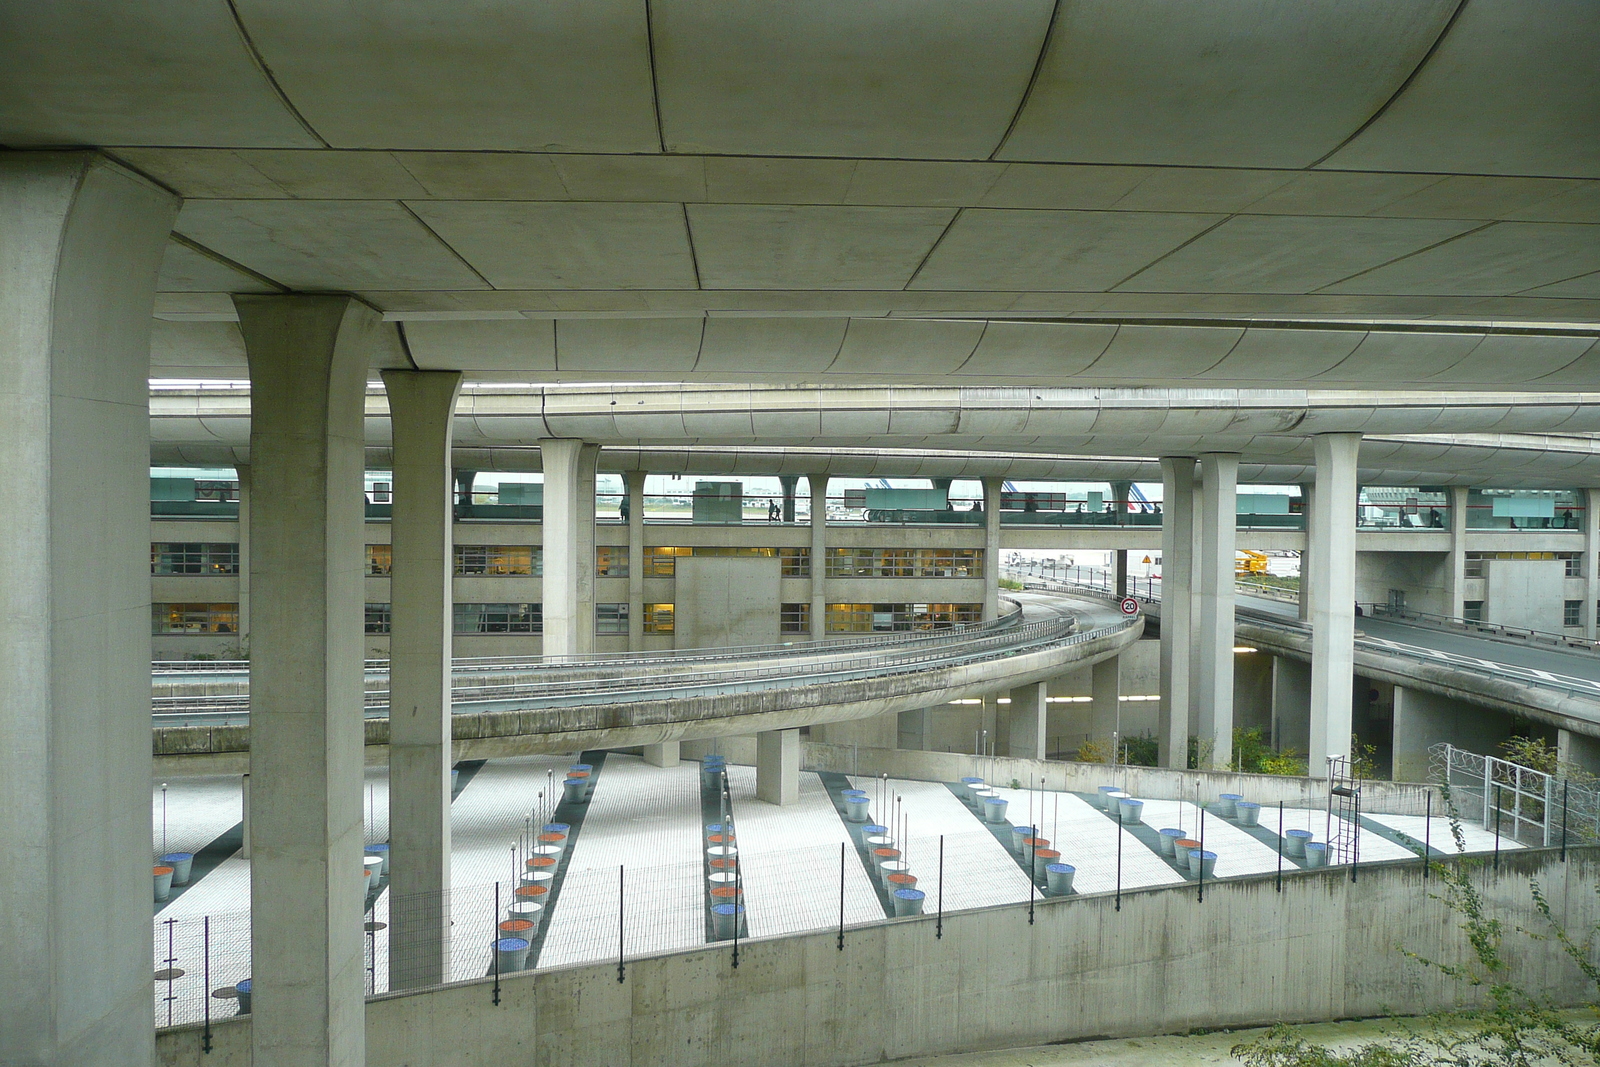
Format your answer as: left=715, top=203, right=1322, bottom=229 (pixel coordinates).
left=155, top=848, right=1599, bottom=1067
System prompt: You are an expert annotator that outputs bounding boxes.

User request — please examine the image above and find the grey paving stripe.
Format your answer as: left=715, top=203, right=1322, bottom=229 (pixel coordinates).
left=155, top=822, right=244, bottom=915
left=522, top=750, right=608, bottom=970
left=818, top=771, right=897, bottom=918
left=944, top=782, right=1075, bottom=898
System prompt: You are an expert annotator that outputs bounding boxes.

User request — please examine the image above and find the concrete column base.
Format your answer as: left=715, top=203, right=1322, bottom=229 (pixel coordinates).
left=756, top=729, right=800, bottom=805
left=1559, top=729, right=1600, bottom=777
left=642, top=742, right=680, bottom=768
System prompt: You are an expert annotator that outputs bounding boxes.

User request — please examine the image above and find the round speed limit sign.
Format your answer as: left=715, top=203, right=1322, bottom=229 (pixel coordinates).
left=1119, top=597, right=1140, bottom=616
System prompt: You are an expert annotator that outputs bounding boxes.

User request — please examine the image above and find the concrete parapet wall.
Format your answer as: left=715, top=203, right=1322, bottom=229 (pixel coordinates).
left=155, top=849, right=1600, bottom=1067
left=801, top=743, right=1438, bottom=814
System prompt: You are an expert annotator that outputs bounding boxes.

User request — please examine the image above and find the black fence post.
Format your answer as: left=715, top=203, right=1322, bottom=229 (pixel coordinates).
left=1276, top=801, right=1284, bottom=893
left=492, top=882, right=501, bottom=1006
left=1350, top=787, right=1360, bottom=884
left=1197, top=806, right=1205, bottom=904
left=1424, top=791, right=1432, bottom=884
left=837, top=842, right=845, bottom=951
left=1562, top=778, right=1569, bottom=862
left=617, top=865, right=626, bottom=984
left=936, top=835, right=944, bottom=940
left=1114, top=815, right=1122, bottom=912
left=202, top=915, right=212, bottom=1054
left=1493, top=784, right=1502, bottom=871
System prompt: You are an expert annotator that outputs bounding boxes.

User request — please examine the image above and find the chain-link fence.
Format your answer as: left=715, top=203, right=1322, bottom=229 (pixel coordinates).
left=1431, top=742, right=1600, bottom=846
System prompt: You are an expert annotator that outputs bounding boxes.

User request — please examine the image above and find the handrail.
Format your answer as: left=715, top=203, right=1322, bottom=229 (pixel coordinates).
left=152, top=607, right=1136, bottom=719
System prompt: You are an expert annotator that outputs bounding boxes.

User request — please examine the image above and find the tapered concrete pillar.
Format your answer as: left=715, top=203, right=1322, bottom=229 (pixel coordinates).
left=1007, top=681, right=1048, bottom=759
left=239, top=293, right=377, bottom=1067
left=1271, top=656, right=1312, bottom=754
left=0, top=153, right=175, bottom=1067
left=237, top=462, right=253, bottom=642
left=241, top=773, right=252, bottom=860
left=1559, top=728, right=1600, bottom=777
left=983, top=476, right=1003, bottom=621
left=1091, top=656, right=1123, bottom=756
left=380, top=369, right=461, bottom=989
left=1445, top=485, right=1469, bottom=619
left=626, top=470, right=647, bottom=649
left=541, top=439, right=600, bottom=657
left=780, top=474, right=798, bottom=523
left=756, top=729, right=800, bottom=805
left=1159, top=458, right=1195, bottom=769
left=810, top=474, right=829, bottom=637
left=1585, top=490, right=1600, bottom=639
left=1297, top=482, right=1315, bottom=622
left=1196, top=453, right=1239, bottom=768
left=642, top=742, right=680, bottom=767
left=1309, top=433, right=1361, bottom=774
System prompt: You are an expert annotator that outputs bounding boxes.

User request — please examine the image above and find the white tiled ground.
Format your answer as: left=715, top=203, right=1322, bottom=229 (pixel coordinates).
left=728, top=767, right=884, bottom=937
left=1269, top=807, right=1431, bottom=863
left=539, top=755, right=706, bottom=966
left=1365, top=813, right=1526, bottom=856
left=852, top=776, right=1037, bottom=911
left=152, top=774, right=241, bottom=859
left=985, top=785, right=1187, bottom=895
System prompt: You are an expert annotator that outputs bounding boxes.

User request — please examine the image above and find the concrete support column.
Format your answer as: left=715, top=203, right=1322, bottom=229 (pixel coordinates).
left=1006, top=681, right=1048, bottom=759
left=241, top=773, right=252, bottom=860
left=380, top=369, right=461, bottom=990
left=983, top=476, right=1003, bottom=621
left=0, top=153, right=175, bottom=1067
left=755, top=728, right=800, bottom=805
left=1585, top=489, right=1600, bottom=639
left=810, top=475, right=829, bottom=638
left=1558, top=728, right=1600, bottom=777
left=1446, top=485, right=1469, bottom=619
left=1091, top=656, right=1123, bottom=757
left=779, top=474, right=798, bottom=524
left=237, top=462, right=253, bottom=643
left=1309, top=433, right=1361, bottom=774
left=1297, top=482, right=1315, bottom=622
left=1196, top=453, right=1239, bottom=769
left=625, top=470, right=647, bottom=650
left=1158, top=457, right=1195, bottom=769
left=238, top=294, right=378, bottom=1067
left=541, top=439, right=599, bottom=657
left=1271, top=656, right=1312, bottom=754
left=642, top=742, right=680, bottom=767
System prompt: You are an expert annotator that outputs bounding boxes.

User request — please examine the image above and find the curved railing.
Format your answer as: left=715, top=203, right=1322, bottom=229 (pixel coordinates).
left=152, top=598, right=1138, bottom=723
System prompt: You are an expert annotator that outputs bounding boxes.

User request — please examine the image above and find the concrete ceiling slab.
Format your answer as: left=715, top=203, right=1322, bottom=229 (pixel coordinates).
left=1198, top=328, right=1366, bottom=381
left=695, top=318, right=849, bottom=376
left=1324, top=0, right=1600, bottom=178
left=1308, top=330, right=1484, bottom=383
left=1236, top=172, right=1448, bottom=217
left=686, top=205, right=955, bottom=290
left=0, top=5, right=314, bottom=147
left=974, top=164, right=1152, bottom=211
left=828, top=319, right=986, bottom=376
left=840, top=161, right=1009, bottom=208
left=1507, top=185, right=1600, bottom=225
left=176, top=149, right=434, bottom=199
left=1433, top=335, right=1596, bottom=384
left=997, top=0, right=1454, bottom=168
left=652, top=0, right=1053, bottom=158
left=953, top=320, right=1118, bottom=378
left=156, top=240, right=280, bottom=294
left=231, top=0, right=659, bottom=151
left=1322, top=222, right=1600, bottom=297
left=174, top=200, right=490, bottom=291
left=1079, top=325, right=1245, bottom=379
left=1120, top=215, right=1482, bottom=294
left=1371, top=175, right=1589, bottom=221
left=1523, top=272, right=1600, bottom=300
left=149, top=320, right=248, bottom=373
left=401, top=319, right=556, bottom=372
left=382, top=153, right=570, bottom=200
left=407, top=201, right=698, bottom=290
left=554, top=318, right=704, bottom=375
left=910, top=209, right=1221, bottom=291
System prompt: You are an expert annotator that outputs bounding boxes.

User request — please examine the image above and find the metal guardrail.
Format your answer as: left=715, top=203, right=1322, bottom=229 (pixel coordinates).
left=1365, top=603, right=1600, bottom=655
left=153, top=602, right=1135, bottom=720
left=151, top=599, right=1026, bottom=677
left=1430, top=742, right=1599, bottom=845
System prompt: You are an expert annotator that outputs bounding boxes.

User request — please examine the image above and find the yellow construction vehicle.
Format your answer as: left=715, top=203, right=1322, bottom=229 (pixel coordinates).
left=1236, top=550, right=1269, bottom=576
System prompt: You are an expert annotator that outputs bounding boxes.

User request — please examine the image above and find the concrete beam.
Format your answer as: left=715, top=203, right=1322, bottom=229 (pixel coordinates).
left=626, top=470, right=646, bottom=650
left=1309, top=433, right=1361, bottom=773
left=1158, top=457, right=1195, bottom=768
left=1196, top=453, right=1239, bottom=768
left=983, top=476, right=1002, bottom=621
left=380, top=368, right=461, bottom=989
left=755, top=729, right=799, bottom=805
left=810, top=474, right=829, bottom=638
left=0, top=152, right=175, bottom=1067
left=642, top=742, right=680, bottom=767
left=238, top=293, right=377, bottom=1067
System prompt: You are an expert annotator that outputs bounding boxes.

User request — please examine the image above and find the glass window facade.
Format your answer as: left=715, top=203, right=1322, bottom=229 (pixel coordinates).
left=642, top=603, right=675, bottom=633
left=455, top=545, right=539, bottom=576
left=152, top=603, right=239, bottom=634
left=825, top=602, right=981, bottom=633
left=365, top=602, right=391, bottom=634
left=366, top=544, right=392, bottom=576
left=453, top=602, right=542, bottom=634
left=151, top=542, right=239, bottom=575
left=825, top=548, right=983, bottom=578
left=780, top=602, right=810, bottom=634
left=642, top=546, right=784, bottom=578
left=595, top=602, right=629, bottom=633
left=596, top=546, right=629, bottom=577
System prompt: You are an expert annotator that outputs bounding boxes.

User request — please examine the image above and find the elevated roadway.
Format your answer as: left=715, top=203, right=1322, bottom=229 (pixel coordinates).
left=151, top=593, right=1140, bottom=763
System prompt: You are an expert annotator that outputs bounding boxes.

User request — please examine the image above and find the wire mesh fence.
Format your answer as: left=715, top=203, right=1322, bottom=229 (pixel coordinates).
left=1431, top=742, right=1600, bottom=846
